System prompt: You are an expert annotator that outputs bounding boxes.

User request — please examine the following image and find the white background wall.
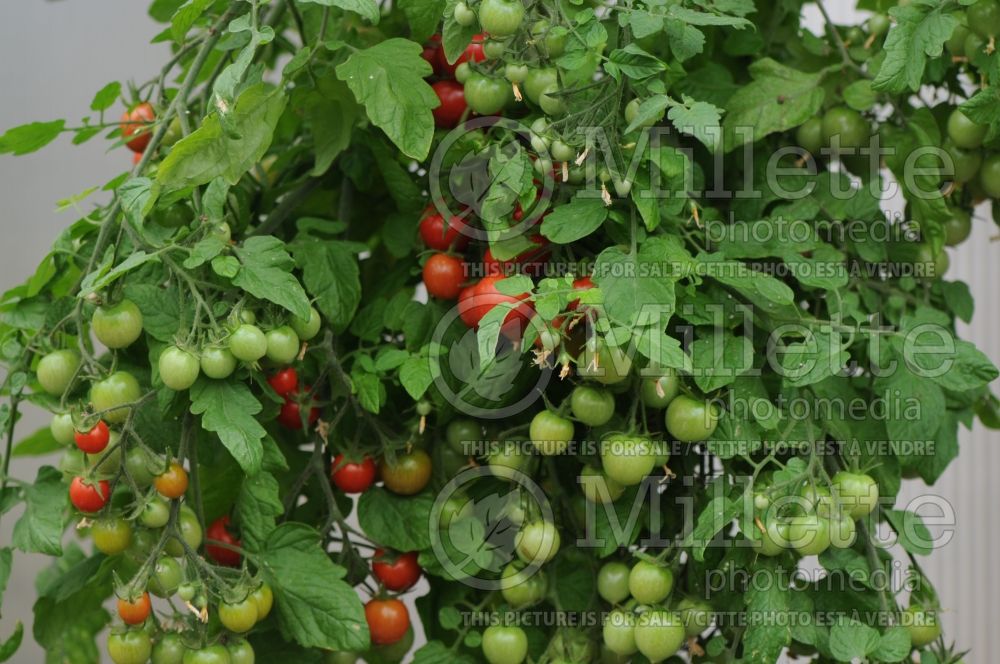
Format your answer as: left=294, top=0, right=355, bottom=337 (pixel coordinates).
left=0, top=2, right=996, bottom=662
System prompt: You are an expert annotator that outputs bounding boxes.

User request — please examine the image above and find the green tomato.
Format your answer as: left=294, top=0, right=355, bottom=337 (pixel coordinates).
left=92, top=516, right=132, bottom=555
left=543, top=28, right=568, bottom=58
left=482, top=625, right=528, bottom=664
left=200, top=346, right=238, bottom=379
left=677, top=598, right=713, bottom=637
left=227, top=638, right=255, bottom=664
left=219, top=597, right=259, bottom=633
left=500, top=563, right=547, bottom=607
left=489, top=439, right=532, bottom=479
left=149, top=556, right=183, bottom=597
left=454, top=61, right=472, bottom=83
left=91, top=371, right=142, bottom=424
left=515, top=520, right=560, bottom=564
left=251, top=583, right=274, bottom=620
left=550, top=139, right=575, bottom=162
left=483, top=39, right=507, bottom=60
left=504, top=62, right=529, bottom=83
left=580, top=464, right=625, bottom=503
left=601, top=432, right=656, bottom=486
left=633, top=610, right=685, bottom=663
left=829, top=513, right=857, bottom=549
left=628, top=561, right=673, bottom=605
left=183, top=645, right=232, bottom=664
left=665, top=395, right=719, bottom=442
left=529, top=410, right=574, bottom=455
left=577, top=344, right=632, bottom=385
left=265, top=326, right=300, bottom=364
left=324, top=653, right=358, bottom=664
left=538, top=84, right=565, bottom=116
left=50, top=412, right=76, bottom=445
left=108, top=630, right=153, bottom=664
left=821, top=106, right=870, bottom=152
left=37, top=349, right=81, bottom=396
left=92, top=299, right=144, bottom=349
left=228, top=324, right=268, bottom=362
left=141, top=496, right=171, bottom=528
left=868, top=14, right=891, bottom=36
left=947, top=108, right=987, bottom=149
left=640, top=375, right=680, bottom=409
left=177, top=582, right=198, bottom=603
left=944, top=141, right=982, bottom=184
left=464, top=74, right=512, bottom=115
left=602, top=609, right=637, bottom=656
left=126, top=446, right=160, bottom=487
left=943, top=208, right=972, bottom=246
left=980, top=152, right=1000, bottom=198
left=570, top=385, right=615, bottom=427
left=624, top=99, right=663, bottom=129
left=904, top=606, right=942, bottom=648
left=159, top=346, right=201, bottom=391
left=165, top=506, right=203, bottom=556
left=968, top=0, right=1000, bottom=38
left=524, top=68, right=558, bottom=105
left=479, top=0, right=524, bottom=37
left=446, top=418, right=482, bottom=455
left=151, top=632, right=187, bottom=664
left=597, top=561, right=631, bottom=604
left=453, top=0, right=477, bottom=26
left=796, top=117, right=824, bottom=155
left=127, top=527, right=159, bottom=561
left=966, top=31, right=987, bottom=58
left=785, top=514, right=832, bottom=556
left=831, top=471, right=879, bottom=519
left=290, top=306, right=322, bottom=341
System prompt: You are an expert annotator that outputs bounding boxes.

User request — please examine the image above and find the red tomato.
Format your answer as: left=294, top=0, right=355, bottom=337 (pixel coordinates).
left=437, top=33, right=486, bottom=77
left=118, top=592, right=152, bottom=625
left=419, top=212, right=470, bottom=251
left=423, top=253, right=466, bottom=299
left=432, top=80, right=468, bottom=129
left=120, top=102, right=155, bottom=153
left=75, top=420, right=110, bottom=454
left=483, top=235, right=551, bottom=278
left=457, top=275, right=534, bottom=337
left=206, top=515, right=242, bottom=567
left=331, top=454, right=377, bottom=493
left=278, top=388, right=320, bottom=430
left=372, top=549, right=422, bottom=592
left=568, top=276, right=595, bottom=311
left=69, top=477, right=110, bottom=513
left=422, top=34, right=442, bottom=76
left=268, top=367, right=299, bottom=397
left=365, top=598, right=411, bottom=645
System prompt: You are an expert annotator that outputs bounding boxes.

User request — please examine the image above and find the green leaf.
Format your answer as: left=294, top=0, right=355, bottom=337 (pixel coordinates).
left=872, top=626, right=912, bottom=662
left=183, top=237, right=227, bottom=269
left=0, top=120, right=65, bottom=155
left=351, top=368, right=385, bottom=413
left=399, top=0, right=447, bottom=43
left=261, top=523, right=369, bottom=652
left=412, top=641, right=477, bottom=663
left=876, top=369, right=945, bottom=451
left=667, top=96, right=724, bottom=151
left=691, top=333, right=753, bottom=392
left=605, top=44, right=666, bottom=81
left=441, top=0, right=478, bottom=64
left=157, top=83, right=287, bottom=190
left=123, top=281, right=185, bottom=343
left=80, top=250, right=158, bottom=299
left=299, top=0, right=380, bottom=24
left=12, top=466, right=65, bottom=556
left=540, top=198, right=608, bottom=244
left=872, top=4, right=957, bottom=93
left=237, top=471, right=283, bottom=552
left=829, top=621, right=881, bottom=661
left=722, top=59, right=824, bottom=151
left=0, top=548, right=11, bottom=605
left=89, top=82, right=121, bottom=112
left=357, top=488, right=433, bottom=551
left=117, top=177, right=159, bottom=229
left=336, top=39, right=437, bottom=160
left=681, top=490, right=742, bottom=562
left=843, top=79, right=877, bottom=111
left=919, top=339, right=999, bottom=392
left=592, top=237, right=682, bottom=326
left=12, top=426, right=60, bottom=457
left=400, top=354, right=434, bottom=400
left=0, top=621, right=22, bottom=662
left=190, top=379, right=267, bottom=476
left=742, top=558, right=791, bottom=661
left=295, top=77, right=359, bottom=176
left=170, top=0, right=213, bottom=42
left=292, top=240, right=363, bottom=330
left=32, top=554, right=111, bottom=664
left=884, top=509, right=933, bottom=556
left=667, top=4, right=753, bottom=29
left=232, top=236, right=312, bottom=320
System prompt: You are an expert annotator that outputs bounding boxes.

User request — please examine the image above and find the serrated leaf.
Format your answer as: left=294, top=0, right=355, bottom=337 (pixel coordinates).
left=12, top=466, right=65, bottom=556
left=232, top=236, right=312, bottom=320
left=540, top=197, right=609, bottom=244
left=357, top=488, right=434, bottom=551
left=667, top=95, right=724, bottom=151
left=190, top=379, right=267, bottom=475
left=299, top=0, right=380, bottom=24
left=873, top=4, right=957, bottom=93
left=0, top=120, right=65, bottom=155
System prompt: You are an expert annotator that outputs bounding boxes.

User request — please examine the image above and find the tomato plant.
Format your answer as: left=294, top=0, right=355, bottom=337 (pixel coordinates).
left=1, top=2, right=998, bottom=662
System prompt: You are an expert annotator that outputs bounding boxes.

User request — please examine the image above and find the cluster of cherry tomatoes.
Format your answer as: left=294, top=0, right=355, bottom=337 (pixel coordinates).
left=422, top=33, right=485, bottom=129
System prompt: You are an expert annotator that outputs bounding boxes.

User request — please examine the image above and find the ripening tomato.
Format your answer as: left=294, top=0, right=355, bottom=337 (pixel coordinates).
left=75, top=420, right=110, bottom=454
left=381, top=449, right=432, bottom=495
left=331, top=454, right=378, bottom=493
left=457, top=275, right=534, bottom=336
left=206, top=515, right=241, bottom=567
left=372, top=549, right=422, bottom=591
left=421, top=34, right=442, bottom=74
left=365, top=598, right=410, bottom=645
left=219, top=596, right=259, bottom=633
left=268, top=367, right=299, bottom=396
left=423, top=253, right=466, bottom=299
left=154, top=461, right=189, bottom=499
left=121, top=102, right=155, bottom=153
left=437, top=33, right=486, bottom=78
left=432, top=80, right=468, bottom=129
left=419, top=211, right=471, bottom=251
left=70, top=476, right=110, bottom=512
left=92, top=516, right=133, bottom=555
left=278, top=388, right=320, bottom=430
left=118, top=591, right=152, bottom=625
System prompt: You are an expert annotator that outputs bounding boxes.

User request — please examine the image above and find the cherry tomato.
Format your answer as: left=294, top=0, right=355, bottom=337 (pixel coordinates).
left=453, top=1, right=477, bottom=26
left=515, top=520, right=560, bottom=564
left=947, top=108, right=987, bottom=149
left=381, top=449, right=432, bottom=495
left=152, top=203, right=193, bottom=229
left=92, top=299, right=144, bottom=349
left=445, top=418, right=481, bottom=455
left=421, top=34, right=442, bottom=75
left=126, top=447, right=160, bottom=487
left=331, top=454, right=378, bottom=493
left=677, top=597, right=713, bottom=637
left=628, top=560, right=673, bottom=604
left=479, top=0, right=524, bottom=37
left=904, top=606, right=941, bottom=648
left=641, top=375, right=680, bottom=410
left=268, top=367, right=299, bottom=396
left=118, top=591, right=152, bottom=625
left=121, top=102, right=155, bottom=153
left=228, top=638, right=255, bottom=664
left=108, top=630, right=153, bottom=664
left=90, top=371, right=142, bottom=424
left=529, top=410, right=574, bottom=455
left=831, top=471, right=879, bottom=519
left=200, top=346, right=238, bottom=379
left=968, top=0, right=1000, bottom=39
left=821, top=106, right=870, bottom=151
left=597, top=561, right=630, bottom=604
left=159, top=346, right=201, bottom=391
left=278, top=389, right=320, bottom=430
left=570, top=386, right=614, bottom=427
left=603, top=609, right=637, bottom=657
left=785, top=513, right=832, bottom=556
left=580, top=464, right=625, bottom=504
left=291, top=306, right=322, bottom=341
left=431, top=80, right=468, bottom=129
left=576, top=344, right=632, bottom=385
left=633, top=610, right=685, bottom=662
left=251, top=583, right=274, bottom=620
left=665, top=395, right=720, bottom=443
left=482, top=625, right=528, bottom=664
left=151, top=632, right=186, bottom=664
left=219, top=596, right=258, bottom=633
left=523, top=68, right=558, bottom=106
left=37, top=349, right=81, bottom=396
left=500, top=562, right=546, bottom=607
left=601, top=432, right=656, bottom=486
left=829, top=512, right=857, bottom=549
left=75, top=419, right=110, bottom=454
left=437, top=33, right=486, bottom=78
left=182, top=645, right=232, bottom=664
left=463, top=73, right=512, bottom=115
left=505, top=62, right=529, bottom=83
left=149, top=556, right=183, bottom=597
left=457, top=275, right=534, bottom=336
left=372, top=549, right=422, bottom=591
left=229, top=324, right=268, bottom=362
left=266, top=326, right=301, bottom=364
left=50, top=412, right=76, bottom=446
left=70, top=476, right=110, bottom=512
left=155, top=461, right=189, bottom=499
left=91, top=516, right=132, bottom=555
left=365, top=598, right=410, bottom=645
left=489, top=439, right=533, bottom=480
left=796, top=117, right=824, bottom=155
left=419, top=211, right=470, bottom=251
left=206, top=515, right=242, bottom=567
left=423, top=253, right=466, bottom=299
